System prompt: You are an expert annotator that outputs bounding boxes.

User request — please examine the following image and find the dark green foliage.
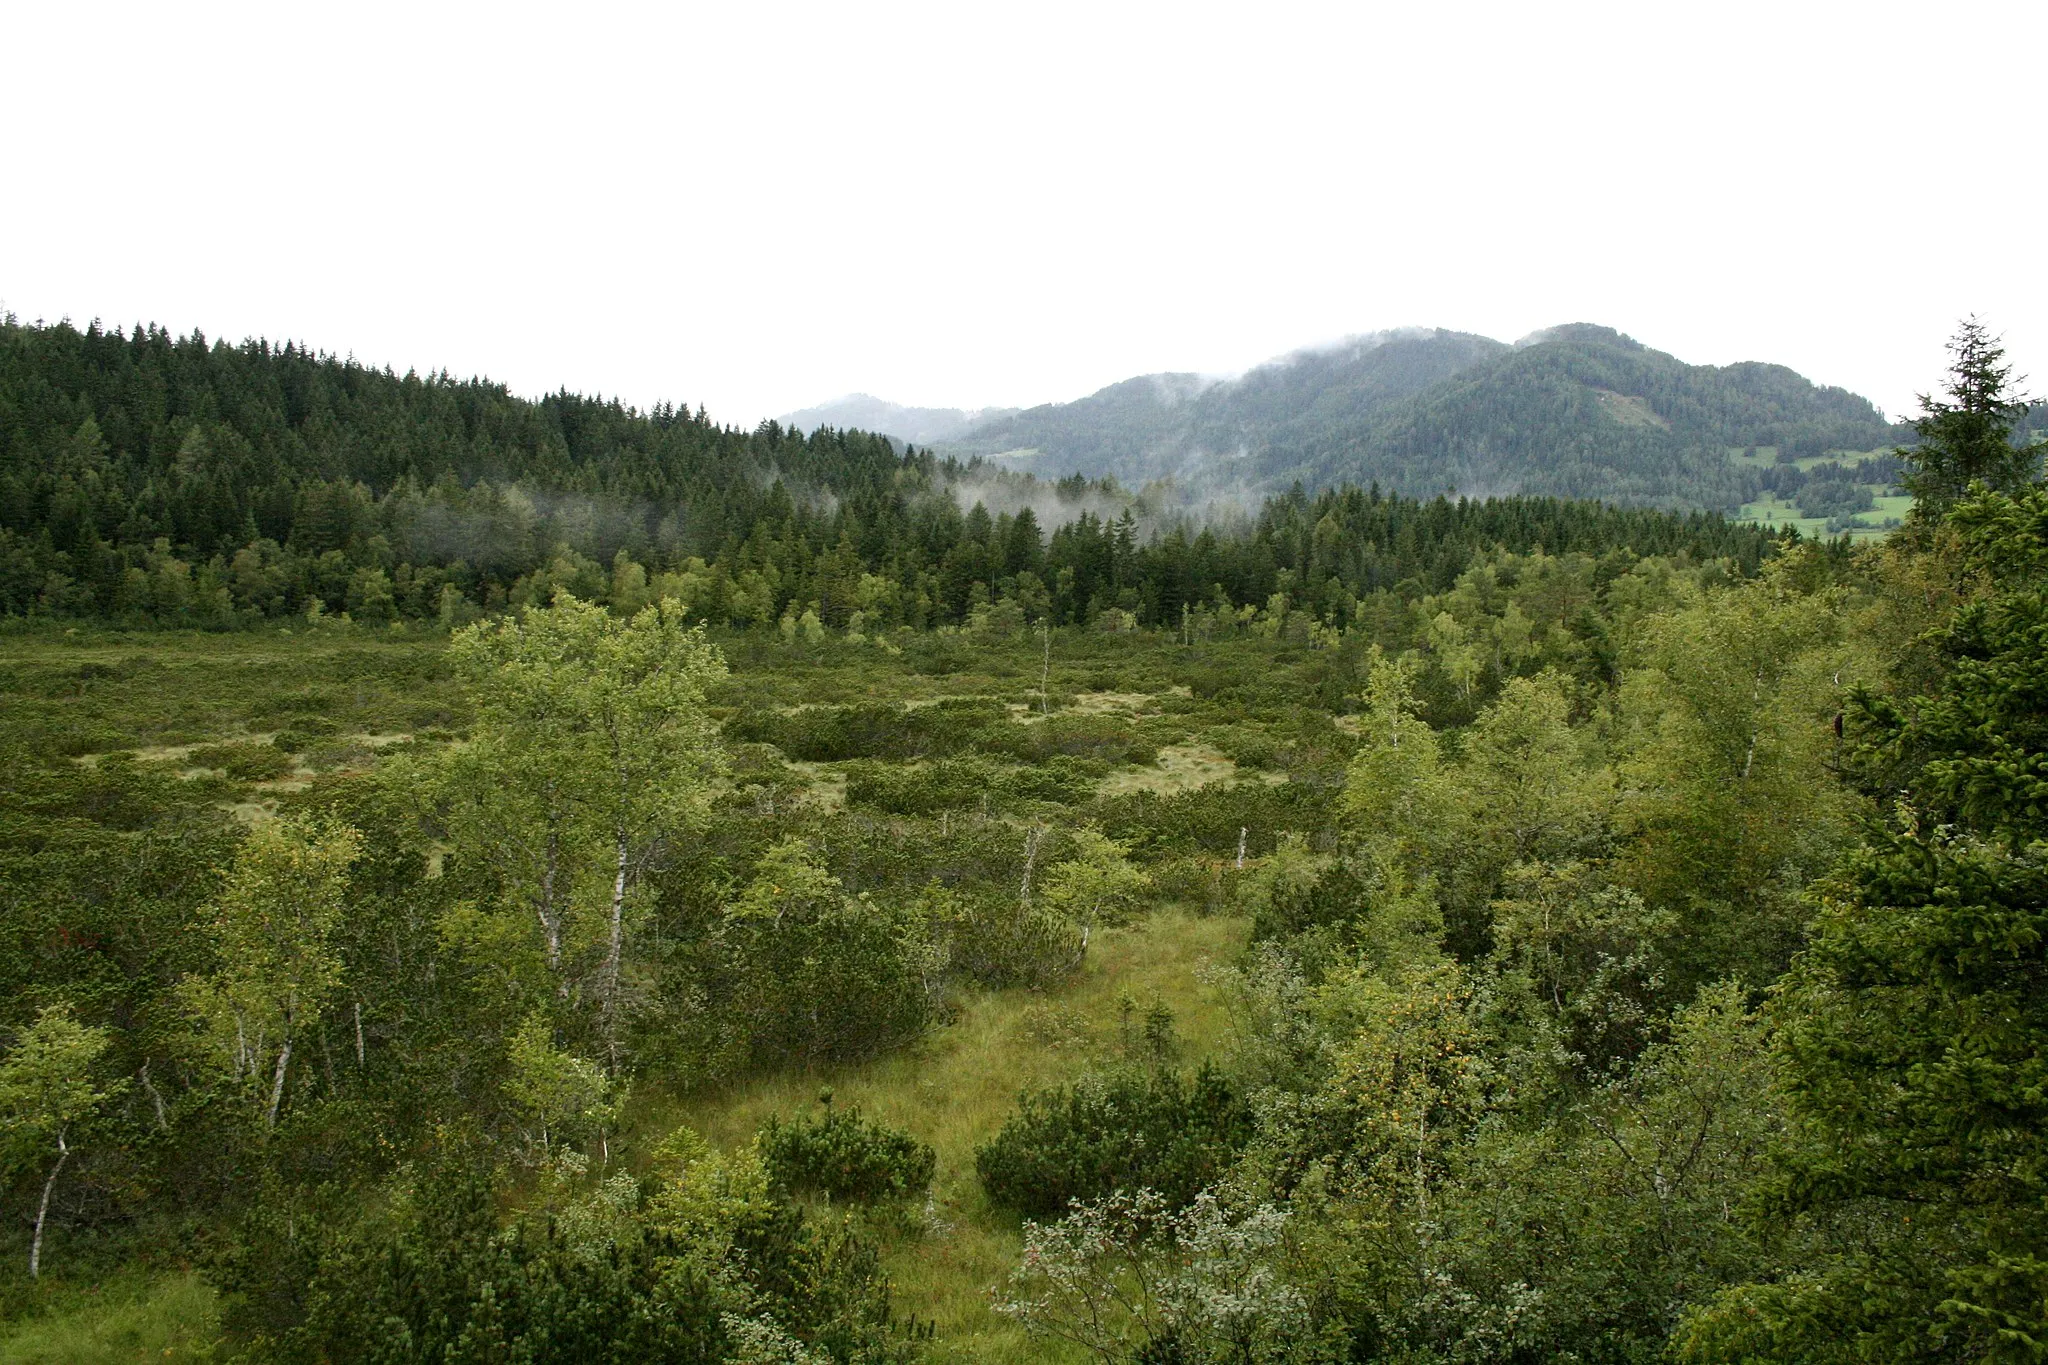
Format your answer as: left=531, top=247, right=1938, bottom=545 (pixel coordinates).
left=726, top=699, right=1017, bottom=763
left=685, top=874, right=937, bottom=1076
left=842, top=756, right=1099, bottom=815
left=760, top=1102, right=937, bottom=1203
left=1090, top=781, right=1333, bottom=860
left=186, top=741, right=295, bottom=781
left=975, top=1065, right=1253, bottom=1218
left=1251, top=859, right=1369, bottom=943
left=1023, top=711, right=1158, bottom=766
left=729, top=700, right=1154, bottom=771
left=0, top=317, right=1785, bottom=641
left=210, top=1159, right=904, bottom=1364
left=1899, top=319, right=2040, bottom=512
left=1679, top=482, right=2048, bottom=1361
left=1794, top=474, right=1875, bottom=519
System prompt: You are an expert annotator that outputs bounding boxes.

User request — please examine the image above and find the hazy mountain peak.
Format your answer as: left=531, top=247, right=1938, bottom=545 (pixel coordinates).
left=778, top=393, right=1018, bottom=446
left=1516, top=322, right=1643, bottom=351
left=932, top=322, right=1894, bottom=509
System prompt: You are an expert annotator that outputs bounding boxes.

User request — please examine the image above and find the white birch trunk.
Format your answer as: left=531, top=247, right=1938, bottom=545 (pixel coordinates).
left=266, top=1039, right=292, bottom=1128
left=30, top=1131, right=68, bottom=1279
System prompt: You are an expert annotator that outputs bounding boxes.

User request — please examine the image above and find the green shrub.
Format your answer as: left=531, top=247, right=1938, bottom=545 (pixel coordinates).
left=725, top=698, right=1016, bottom=761
left=211, top=1158, right=905, bottom=1364
left=843, top=756, right=1098, bottom=815
left=1209, top=725, right=1282, bottom=770
left=188, top=742, right=296, bottom=781
left=1149, top=856, right=1244, bottom=915
left=1253, top=859, right=1370, bottom=943
left=760, top=1101, right=936, bottom=1202
left=678, top=841, right=939, bottom=1075
left=1018, top=712, right=1158, bottom=766
left=1090, top=782, right=1333, bottom=861
left=942, top=894, right=1086, bottom=990
left=975, top=1064, right=1253, bottom=1218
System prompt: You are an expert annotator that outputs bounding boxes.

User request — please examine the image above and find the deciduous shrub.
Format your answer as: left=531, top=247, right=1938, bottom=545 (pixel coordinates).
left=843, top=755, right=1098, bottom=815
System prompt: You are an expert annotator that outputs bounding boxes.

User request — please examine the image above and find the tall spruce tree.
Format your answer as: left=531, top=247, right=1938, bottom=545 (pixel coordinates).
left=1900, top=319, right=2038, bottom=515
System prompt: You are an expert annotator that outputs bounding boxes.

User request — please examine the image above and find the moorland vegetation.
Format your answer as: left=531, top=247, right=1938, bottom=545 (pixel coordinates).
left=0, top=320, right=2042, bottom=1363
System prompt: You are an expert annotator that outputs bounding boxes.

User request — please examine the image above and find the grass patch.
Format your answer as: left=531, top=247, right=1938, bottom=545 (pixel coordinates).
left=633, top=907, right=1248, bottom=1363
left=0, top=1270, right=219, bottom=1363
left=1097, top=743, right=1245, bottom=797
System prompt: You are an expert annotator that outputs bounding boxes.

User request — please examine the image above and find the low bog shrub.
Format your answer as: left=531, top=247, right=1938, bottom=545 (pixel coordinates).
left=975, top=1064, right=1253, bottom=1218
left=761, top=1101, right=936, bottom=1203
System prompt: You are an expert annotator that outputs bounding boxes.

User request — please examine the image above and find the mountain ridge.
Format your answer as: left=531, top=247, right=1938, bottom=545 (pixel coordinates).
left=791, top=324, right=1902, bottom=511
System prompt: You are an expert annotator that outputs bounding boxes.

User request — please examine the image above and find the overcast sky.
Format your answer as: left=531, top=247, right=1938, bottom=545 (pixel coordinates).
left=4, top=1, right=2040, bottom=427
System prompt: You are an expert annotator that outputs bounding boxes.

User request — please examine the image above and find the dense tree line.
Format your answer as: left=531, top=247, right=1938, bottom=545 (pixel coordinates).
left=0, top=317, right=1783, bottom=637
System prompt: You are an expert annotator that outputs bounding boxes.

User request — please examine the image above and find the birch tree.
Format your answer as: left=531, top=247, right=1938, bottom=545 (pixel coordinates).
left=1, top=1004, right=125, bottom=1278
left=449, top=593, right=725, bottom=1063
left=183, top=816, right=360, bottom=1128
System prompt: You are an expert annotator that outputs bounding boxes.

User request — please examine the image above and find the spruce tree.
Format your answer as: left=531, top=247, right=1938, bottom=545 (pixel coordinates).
left=1678, top=478, right=2048, bottom=1361
left=1900, top=318, right=2038, bottom=514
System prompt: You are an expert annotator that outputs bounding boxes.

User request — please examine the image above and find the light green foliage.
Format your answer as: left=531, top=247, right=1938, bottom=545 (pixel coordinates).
left=182, top=816, right=360, bottom=1127
left=446, top=592, right=726, bottom=1052
left=0, top=1007, right=119, bottom=1166
left=503, top=1009, right=616, bottom=1159
left=1, top=1004, right=125, bottom=1277
left=1610, top=563, right=1859, bottom=988
left=1039, top=828, right=1152, bottom=928
left=1459, top=672, right=1609, bottom=867
left=1339, top=651, right=1450, bottom=871
left=644, top=1124, right=780, bottom=1247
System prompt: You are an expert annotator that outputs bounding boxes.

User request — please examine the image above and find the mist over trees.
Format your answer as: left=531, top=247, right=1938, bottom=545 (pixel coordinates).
left=0, top=316, right=1780, bottom=636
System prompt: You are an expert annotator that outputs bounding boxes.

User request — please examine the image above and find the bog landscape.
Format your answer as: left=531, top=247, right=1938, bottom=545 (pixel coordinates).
left=0, top=312, right=2044, bottom=1364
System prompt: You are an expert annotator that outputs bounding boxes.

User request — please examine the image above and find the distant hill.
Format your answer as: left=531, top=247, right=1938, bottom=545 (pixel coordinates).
left=933, top=324, right=1901, bottom=510
left=778, top=394, right=1018, bottom=446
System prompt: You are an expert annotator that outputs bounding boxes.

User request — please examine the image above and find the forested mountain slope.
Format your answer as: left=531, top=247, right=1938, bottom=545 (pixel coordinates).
left=0, top=317, right=1778, bottom=630
left=942, top=329, right=1505, bottom=486
left=936, top=323, right=1900, bottom=509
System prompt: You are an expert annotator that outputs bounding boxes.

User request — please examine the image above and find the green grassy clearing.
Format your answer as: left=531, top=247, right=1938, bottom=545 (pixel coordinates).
left=0, top=1270, right=219, bottom=1364
left=635, top=906, right=1249, bottom=1363
left=1736, top=491, right=1902, bottom=540
left=1727, top=445, right=1894, bottom=471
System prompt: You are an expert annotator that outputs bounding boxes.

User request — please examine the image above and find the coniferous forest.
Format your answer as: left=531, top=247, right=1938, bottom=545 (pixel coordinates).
left=1, top=316, right=2044, bottom=1364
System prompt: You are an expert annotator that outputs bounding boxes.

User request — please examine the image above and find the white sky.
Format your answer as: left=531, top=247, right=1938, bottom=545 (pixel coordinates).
left=3, top=1, right=2041, bottom=428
